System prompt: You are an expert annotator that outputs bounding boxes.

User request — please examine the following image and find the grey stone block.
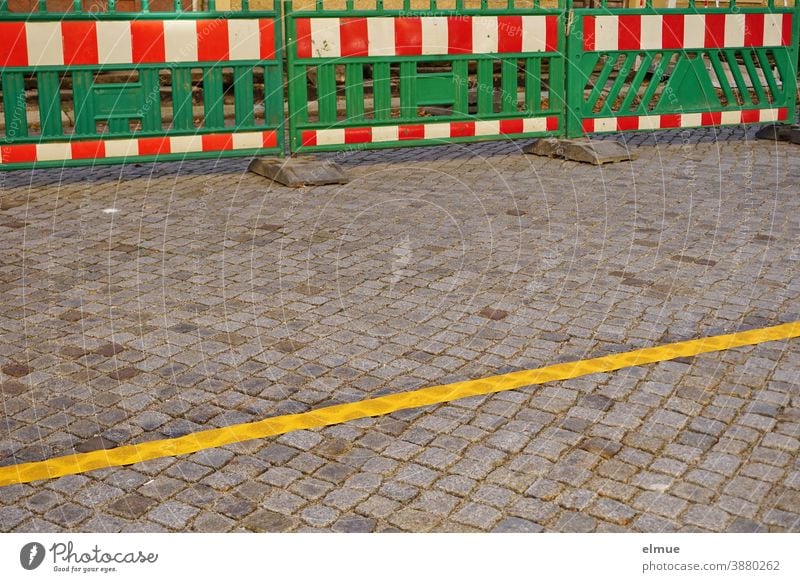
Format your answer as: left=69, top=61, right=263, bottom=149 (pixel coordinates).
left=754, top=123, right=795, bottom=141
left=248, top=157, right=349, bottom=187
left=524, top=138, right=636, bottom=165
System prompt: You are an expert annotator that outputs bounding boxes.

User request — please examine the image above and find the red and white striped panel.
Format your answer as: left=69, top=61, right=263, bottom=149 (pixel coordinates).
left=584, top=13, right=793, bottom=51
left=0, top=19, right=276, bottom=67
left=0, top=131, right=278, bottom=166
left=582, top=108, right=787, bottom=133
left=295, top=16, right=558, bottom=58
left=300, top=117, right=558, bottom=147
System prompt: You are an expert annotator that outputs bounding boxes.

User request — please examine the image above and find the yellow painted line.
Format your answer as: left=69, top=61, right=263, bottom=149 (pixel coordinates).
left=1, top=321, right=798, bottom=487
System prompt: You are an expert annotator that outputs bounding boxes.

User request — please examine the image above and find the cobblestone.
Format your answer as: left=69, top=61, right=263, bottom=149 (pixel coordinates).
left=1, top=133, right=798, bottom=533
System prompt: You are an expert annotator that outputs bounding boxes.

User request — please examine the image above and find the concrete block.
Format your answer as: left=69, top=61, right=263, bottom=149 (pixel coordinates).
left=524, top=138, right=635, bottom=165
left=248, top=157, right=349, bottom=187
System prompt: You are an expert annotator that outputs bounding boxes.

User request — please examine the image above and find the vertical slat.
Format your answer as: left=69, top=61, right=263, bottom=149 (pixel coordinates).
left=755, top=49, right=781, bottom=102
left=37, top=71, right=63, bottom=138
left=2, top=72, right=28, bottom=139
left=203, top=67, right=225, bottom=128
left=453, top=60, right=469, bottom=116
left=477, top=59, right=494, bottom=116
left=740, top=50, right=768, bottom=105
left=171, top=68, right=194, bottom=130
left=290, top=65, right=309, bottom=125
left=345, top=63, right=364, bottom=121
left=372, top=62, right=392, bottom=120
left=316, top=64, right=337, bottom=123
left=233, top=66, right=256, bottom=128
left=500, top=58, right=517, bottom=113
left=263, top=64, right=283, bottom=128
left=399, top=62, right=416, bottom=119
left=140, top=68, right=162, bottom=132
left=722, top=48, right=752, bottom=105
left=71, top=71, right=96, bottom=136
left=526, top=57, right=541, bottom=113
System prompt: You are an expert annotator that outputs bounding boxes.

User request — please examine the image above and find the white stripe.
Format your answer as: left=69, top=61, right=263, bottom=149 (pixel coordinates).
left=371, top=125, right=399, bottom=142
left=720, top=110, right=741, bottom=125
left=639, top=115, right=661, bottom=130
left=521, top=16, right=547, bottom=53
left=724, top=14, right=746, bottom=48
left=232, top=132, right=264, bottom=150
left=317, top=128, right=345, bottom=146
left=473, top=17, right=498, bottom=54
left=310, top=18, right=341, bottom=58
left=104, top=139, right=138, bottom=158
left=165, top=21, right=198, bottom=62
left=424, top=123, right=450, bottom=139
left=169, top=135, right=204, bottom=154
left=594, top=17, right=619, bottom=52
left=683, top=15, right=706, bottom=49
left=640, top=16, right=663, bottom=51
left=26, top=23, right=63, bottom=66
left=421, top=17, right=448, bottom=55
left=523, top=117, right=548, bottom=132
left=367, top=18, right=396, bottom=57
left=228, top=20, right=261, bottom=61
left=681, top=113, right=702, bottom=127
left=474, top=120, right=500, bottom=137
left=96, top=22, right=132, bottom=65
left=36, top=143, right=71, bottom=162
left=763, top=14, right=784, bottom=46
left=759, top=109, right=779, bottom=122
left=595, top=118, right=617, bottom=133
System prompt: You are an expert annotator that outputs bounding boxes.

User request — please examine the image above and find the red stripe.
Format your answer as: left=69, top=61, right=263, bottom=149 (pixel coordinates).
left=546, top=117, right=558, bottom=132
left=778, top=108, right=788, bottom=121
left=131, top=21, right=165, bottom=63
left=399, top=124, right=424, bottom=140
left=450, top=122, right=475, bottom=138
left=345, top=127, right=372, bottom=144
left=744, top=13, right=764, bottom=47
left=782, top=14, right=793, bottom=46
left=1, top=144, right=37, bottom=164
left=617, top=116, right=639, bottom=131
left=263, top=131, right=278, bottom=148
left=137, top=137, right=171, bottom=156
left=70, top=140, right=105, bottom=160
left=201, top=134, right=233, bottom=152
left=583, top=16, right=595, bottom=52
left=301, top=130, right=317, bottom=147
left=582, top=119, right=595, bottom=133
left=395, top=17, right=422, bottom=56
left=448, top=16, right=472, bottom=55
left=705, top=14, right=726, bottom=49
left=701, top=111, right=721, bottom=126
left=617, top=16, right=641, bottom=51
left=295, top=19, right=312, bottom=59
left=545, top=16, right=558, bottom=52
left=341, top=18, right=369, bottom=58
left=0, top=22, right=28, bottom=67
left=660, top=114, right=682, bottom=128
left=497, top=16, right=522, bottom=54
left=259, top=19, right=276, bottom=60
left=197, top=20, right=230, bottom=62
left=62, top=22, right=98, bottom=66
left=741, top=110, right=760, bottom=124
left=499, top=119, right=524, bottom=134
left=662, top=14, right=684, bottom=50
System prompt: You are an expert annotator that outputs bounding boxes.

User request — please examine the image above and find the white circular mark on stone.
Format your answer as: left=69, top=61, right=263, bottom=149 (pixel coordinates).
left=102, top=208, right=120, bottom=214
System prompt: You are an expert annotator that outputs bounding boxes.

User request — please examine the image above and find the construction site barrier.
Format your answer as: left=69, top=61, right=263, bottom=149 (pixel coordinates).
left=0, top=0, right=798, bottom=169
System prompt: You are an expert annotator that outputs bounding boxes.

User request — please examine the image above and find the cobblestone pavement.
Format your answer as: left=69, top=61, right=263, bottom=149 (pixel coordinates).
left=1, top=126, right=799, bottom=532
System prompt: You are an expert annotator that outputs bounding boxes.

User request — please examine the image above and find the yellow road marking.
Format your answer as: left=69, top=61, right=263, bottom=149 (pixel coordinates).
left=1, top=321, right=798, bottom=487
